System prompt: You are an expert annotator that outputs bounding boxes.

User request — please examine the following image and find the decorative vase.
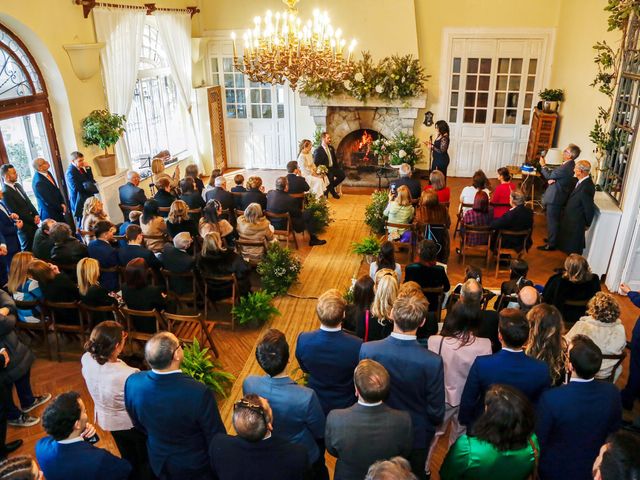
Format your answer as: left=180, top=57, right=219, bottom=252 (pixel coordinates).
left=94, top=154, right=117, bottom=176
left=542, top=100, right=559, bottom=113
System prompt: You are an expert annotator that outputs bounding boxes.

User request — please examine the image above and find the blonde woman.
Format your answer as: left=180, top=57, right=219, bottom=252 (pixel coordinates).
left=140, top=199, right=168, bottom=254
left=7, top=252, right=42, bottom=323
left=81, top=197, right=109, bottom=243
left=383, top=185, right=414, bottom=240
left=236, top=203, right=274, bottom=264
left=360, top=268, right=398, bottom=342
left=297, top=139, right=329, bottom=198
left=166, top=200, right=197, bottom=238
left=77, top=258, right=116, bottom=316
left=151, top=154, right=180, bottom=191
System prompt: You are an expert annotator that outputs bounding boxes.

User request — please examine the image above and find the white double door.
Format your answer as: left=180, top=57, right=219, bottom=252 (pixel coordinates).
left=442, top=33, right=551, bottom=177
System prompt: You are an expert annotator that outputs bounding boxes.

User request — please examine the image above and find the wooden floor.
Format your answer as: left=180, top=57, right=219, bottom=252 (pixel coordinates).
left=10, top=178, right=639, bottom=480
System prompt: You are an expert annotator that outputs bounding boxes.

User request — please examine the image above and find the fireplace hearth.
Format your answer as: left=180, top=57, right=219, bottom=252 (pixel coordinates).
left=337, top=129, right=384, bottom=168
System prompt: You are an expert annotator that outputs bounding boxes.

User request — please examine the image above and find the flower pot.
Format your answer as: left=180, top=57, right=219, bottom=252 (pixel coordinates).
left=542, top=100, right=559, bottom=113
left=94, top=154, right=116, bottom=176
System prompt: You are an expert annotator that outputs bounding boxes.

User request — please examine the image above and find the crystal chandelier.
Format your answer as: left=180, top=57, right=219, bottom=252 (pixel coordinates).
left=230, top=0, right=357, bottom=90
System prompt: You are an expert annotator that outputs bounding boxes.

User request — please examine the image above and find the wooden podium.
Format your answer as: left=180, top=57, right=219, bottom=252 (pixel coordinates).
left=526, top=108, right=558, bottom=164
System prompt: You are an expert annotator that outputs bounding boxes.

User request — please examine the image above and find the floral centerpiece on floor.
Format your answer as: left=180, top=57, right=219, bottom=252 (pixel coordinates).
left=304, top=193, right=334, bottom=234
left=365, top=190, right=389, bottom=234
left=387, top=131, right=422, bottom=167
left=257, top=243, right=303, bottom=296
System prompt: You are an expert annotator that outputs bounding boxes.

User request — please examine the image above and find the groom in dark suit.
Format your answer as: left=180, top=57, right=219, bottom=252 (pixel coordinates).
left=313, top=132, right=345, bottom=199
left=558, top=160, right=596, bottom=255
left=32, top=157, right=67, bottom=223
left=1, top=164, right=39, bottom=251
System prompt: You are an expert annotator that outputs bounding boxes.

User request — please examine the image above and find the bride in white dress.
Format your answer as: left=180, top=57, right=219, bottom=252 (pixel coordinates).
left=297, top=139, right=329, bottom=198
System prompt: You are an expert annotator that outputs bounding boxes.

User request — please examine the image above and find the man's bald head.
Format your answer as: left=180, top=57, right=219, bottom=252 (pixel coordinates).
left=145, top=332, right=180, bottom=370
left=518, top=286, right=540, bottom=310
left=233, top=394, right=273, bottom=442
left=460, top=279, right=482, bottom=304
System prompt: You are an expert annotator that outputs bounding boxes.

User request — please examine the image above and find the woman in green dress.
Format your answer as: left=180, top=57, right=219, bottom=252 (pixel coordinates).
left=440, top=384, right=539, bottom=480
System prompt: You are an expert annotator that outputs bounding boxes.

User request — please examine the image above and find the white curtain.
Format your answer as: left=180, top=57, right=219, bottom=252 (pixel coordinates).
left=93, top=7, right=145, bottom=170
left=155, top=11, right=201, bottom=166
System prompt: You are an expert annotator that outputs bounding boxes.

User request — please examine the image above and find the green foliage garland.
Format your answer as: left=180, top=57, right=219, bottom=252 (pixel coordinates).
left=181, top=338, right=235, bottom=398
left=365, top=190, right=389, bottom=235
left=232, top=291, right=280, bottom=326
left=257, top=242, right=302, bottom=296
left=81, top=109, right=127, bottom=156
left=304, top=193, right=334, bottom=234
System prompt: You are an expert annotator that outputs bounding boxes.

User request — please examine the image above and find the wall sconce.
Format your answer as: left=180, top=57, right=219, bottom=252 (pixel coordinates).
left=63, top=43, right=105, bottom=81
left=423, top=111, right=434, bottom=127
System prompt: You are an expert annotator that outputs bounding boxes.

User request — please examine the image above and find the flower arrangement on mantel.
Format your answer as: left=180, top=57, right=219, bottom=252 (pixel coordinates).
left=301, top=52, right=429, bottom=103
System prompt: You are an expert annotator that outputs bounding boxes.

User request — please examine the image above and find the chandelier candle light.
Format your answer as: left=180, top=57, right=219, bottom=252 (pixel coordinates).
left=230, top=0, right=356, bottom=90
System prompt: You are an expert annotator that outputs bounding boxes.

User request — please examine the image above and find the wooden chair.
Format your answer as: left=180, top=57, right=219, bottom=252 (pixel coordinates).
left=158, top=206, right=171, bottom=217
left=494, top=293, right=519, bottom=311
left=384, top=221, right=416, bottom=263
left=460, top=224, right=492, bottom=268
left=265, top=211, right=299, bottom=249
left=79, top=303, right=125, bottom=330
left=601, top=352, right=627, bottom=383
left=51, top=262, right=78, bottom=282
left=163, top=312, right=219, bottom=358
left=120, top=307, right=165, bottom=345
left=14, top=299, right=52, bottom=360
left=119, top=203, right=143, bottom=221
left=289, top=193, right=306, bottom=210
left=236, top=239, right=268, bottom=267
left=202, top=273, right=239, bottom=330
left=160, top=269, right=198, bottom=313
left=453, top=203, right=473, bottom=239
left=494, top=229, right=531, bottom=278
left=421, top=287, right=445, bottom=323
left=42, top=300, right=86, bottom=361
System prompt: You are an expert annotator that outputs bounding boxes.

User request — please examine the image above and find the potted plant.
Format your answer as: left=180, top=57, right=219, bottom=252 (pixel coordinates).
left=351, top=235, right=381, bottom=264
left=257, top=243, right=303, bottom=296
left=365, top=190, right=389, bottom=234
left=231, top=291, right=281, bottom=327
left=304, top=193, right=334, bottom=234
left=387, top=132, right=423, bottom=167
left=81, top=109, right=127, bottom=176
left=539, top=88, right=564, bottom=113
left=180, top=338, right=235, bottom=398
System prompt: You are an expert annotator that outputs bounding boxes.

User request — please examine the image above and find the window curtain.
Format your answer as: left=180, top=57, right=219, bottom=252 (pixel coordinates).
left=155, top=11, right=201, bottom=166
left=93, top=7, right=145, bottom=170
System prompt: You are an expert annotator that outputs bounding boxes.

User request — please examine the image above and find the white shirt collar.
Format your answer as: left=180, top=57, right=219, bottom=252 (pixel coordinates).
left=58, top=436, right=85, bottom=445
left=358, top=399, right=383, bottom=407
left=151, top=369, right=182, bottom=375
left=502, top=347, right=524, bottom=353
left=576, top=176, right=589, bottom=186
left=391, top=332, right=416, bottom=341
left=570, top=377, right=594, bottom=383
left=320, top=325, right=341, bottom=332
left=262, top=431, right=272, bottom=441
left=4, top=182, right=16, bottom=189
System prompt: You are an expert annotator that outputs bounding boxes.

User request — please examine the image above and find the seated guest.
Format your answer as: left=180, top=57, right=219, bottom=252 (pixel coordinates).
left=285, top=160, right=310, bottom=198
left=184, top=164, right=204, bottom=194
left=241, top=176, right=267, bottom=210
left=526, top=304, right=568, bottom=386
left=118, top=224, right=162, bottom=270
left=390, top=163, right=421, bottom=201
left=440, top=385, right=538, bottom=480
left=33, top=218, right=56, bottom=261
left=359, top=269, right=398, bottom=342
left=383, top=185, right=414, bottom=241
left=80, top=197, right=109, bottom=243
left=77, top=258, right=117, bottom=316
left=236, top=203, right=274, bottom=264
left=426, top=302, right=492, bottom=466
left=118, top=210, right=142, bottom=241
left=404, top=239, right=450, bottom=312
left=423, top=169, right=450, bottom=203
left=179, top=177, right=205, bottom=214
left=266, top=176, right=327, bottom=246
left=201, top=168, right=221, bottom=201
left=50, top=222, right=88, bottom=265
left=28, top=259, right=79, bottom=306
left=296, top=289, right=362, bottom=414
left=166, top=200, right=198, bottom=238
left=35, top=391, right=132, bottom=480
left=7, top=252, right=42, bottom=323
left=121, top=258, right=165, bottom=333
left=457, top=278, right=500, bottom=352
left=118, top=171, right=147, bottom=207
left=366, top=457, right=416, bottom=480
left=360, top=294, right=445, bottom=480
left=536, top=335, right=622, bottom=480
left=620, top=282, right=640, bottom=411
left=87, top=221, right=119, bottom=292
left=243, top=329, right=327, bottom=479
left=592, top=431, right=640, bottom=480
left=199, top=200, right=234, bottom=241
left=516, top=285, right=540, bottom=314
left=140, top=200, right=168, bottom=254
left=160, top=232, right=195, bottom=296
left=152, top=177, right=176, bottom=215
left=543, top=253, right=601, bottom=327
left=459, top=170, right=491, bottom=213
left=231, top=173, right=246, bottom=193
left=125, top=332, right=226, bottom=479
left=490, top=167, right=516, bottom=218
left=565, top=292, right=627, bottom=381
left=459, top=308, right=551, bottom=428
left=369, top=241, right=402, bottom=281
left=204, top=176, right=235, bottom=219
left=0, top=456, right=42, bottom=479
left=151, top=155, right=179, bottom=192
left=210, top=394, right=309, bottom=480
left=81, top=321, right=149, bottom=479
left=198, top=231, right=251, bottom=299
left=344, top=275, right=374, bottom=335
left=460, top=191, right=493, bottom=250
left=490, top=189, right=533, bottom=252
left=326, top=359, right=412, bottom=480
left=494, top=259, right=534, bottom=310
left=417, top=190, right=450, bottom=263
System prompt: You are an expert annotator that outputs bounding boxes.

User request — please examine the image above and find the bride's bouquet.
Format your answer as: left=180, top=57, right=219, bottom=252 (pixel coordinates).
left=316, top=165, right=329, bottom=175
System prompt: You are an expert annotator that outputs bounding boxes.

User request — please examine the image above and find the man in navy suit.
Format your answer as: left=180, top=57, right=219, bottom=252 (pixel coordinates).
left=160, top=232, right=195, bottom=295
left=87, top=221, right=119, bottom=292
left=32, top=157, right=67, bottom=222
left=205, top=177, right=236, bottom=225
left=313, top=132, right=345, bottom=199
left=118, top=224, right=161, bottom=270
left=0, top=190, right=22, bottom=286
left=65, top=151, right=98, bottom=224
left=490, top=189, right=534, bottom=251
left=359, top=294, right=445, bottom=480
left=296, top=289, right=362, bottom=414
left=390, top=163, right=421, bottom=202
left=459, top=308, right=551, bottom=428
left=119, top=171, right=147, bottom=207
left=36, top=391, right=131, bottom=480
left=125, top=332, right=225, bottom=479
left=1, top=164, right=40, bottom=251
left=558, top=160, right=596, bottom=255
left=536, top=335, right=622, bottom=480
left=285, top=160, right=310, bottom=195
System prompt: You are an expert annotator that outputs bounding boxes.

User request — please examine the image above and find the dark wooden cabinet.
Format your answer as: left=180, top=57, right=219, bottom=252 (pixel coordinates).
left=526, top=108, right=558, bottom=164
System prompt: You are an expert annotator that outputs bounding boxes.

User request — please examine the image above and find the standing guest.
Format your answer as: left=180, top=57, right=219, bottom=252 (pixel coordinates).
left=210, top=394, right=309, bottom=480
left=490, top=189, right=533, bottom=252
left=384, top=185, right=414, bottom=241
left=151, top=155, right=179, bottom=192
left=366, top=457, right=417, bottom=480
left=426, top=302, right=492, bottom=466
left=65, top=151, right=97, bottom=225
left=231, top=173, right=246, bottom=193
left=152, top=177, right=176, bottom=215
left=77, top=258, right=117, bottom=315
left=369, top=241, right=402, bottom=282
left=325, top=359, right=412, bottom=480
left=344, top=275, right=374, bottom=335
left=459, top=309, right=551, bottom=428
left=36, top=391, right=131, bottom=480
left=542, top=253, right=601, bottom=327
left=390, top=163, right=421, bottom=202
left=243, top=329, right=328, bottom=480
left=204, top=176, right=235, bottom=223
left=118, top=224, right=161, bottom=270
left=425, top=120, right=450, bottom=177
left=81, top=321, right=151, bottom=480
left=298, top=139, right=328, bottom=199
left=565, top=292, right=627, bottom=381
left=160, top=232, right=195, bottom=297
left=80, top=197, right=109, bottom=243
left=185, top=164, right=204, bottom=194
left=87, top=221, right=119, bottom=292
left=525, top=304, right=568, bottom=386
left=240, top=176, right=267, bottom=210
left=121, top=259, right=165, bottom=333
left=360, top=269, right=398, bottom=342
left=490, top=167, right=517, bottom=219
left=440, top=385, right=538, bottom=480
left=198, top=231, right=251, bottom=299
left=32, top=218, right=56, bottom=261
left=423, top=170, right=450, bottom=203
left=620, top=282, right=640, bottom=411
left=140, top=200, right=167, bottom=254
left=236, top=203, right=274, bottom=264
left=459, top=170, right=491, bottom=213
left=118, top=171, right=146, bottom=207
left=460, top=191, right=493, bottom=249
left=0, top=190, right=22, bottom=287
left=418, top=190, right=450, bottom=263
left=49, top=222, right=88, bottom=266
left=285, top=160, right=310, bottom=195
left=1, top=164, right=39, bottom=252
left=538, top=144, right=580, bottom=251
left=7, top=252, right=42, bottom=324
left=557, top=160, right=596, bottom=255
left=166, top=200, right=198, bottom=238
left=536, top=335, right=622, bottom=480
left=178, top=178, right=205, bottom=214
left=592, top=431, right=640, bottom=480
left=32, top=157, right=66, bottom=222
left=404, top=239, right=450, bottom=313
left=296, top=289, right=363, bottom=414
left=125, top=332, right=225, bottom=479
left=199, top=200, right=234, bottom=243
left=313, top=131, right=345, bottom=199
left=359, top=294, right=445, bottom=480
left=0, top=456, right=42, bottom=478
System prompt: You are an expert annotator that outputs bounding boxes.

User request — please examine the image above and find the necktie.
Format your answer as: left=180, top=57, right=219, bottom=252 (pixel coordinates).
left=46, top=172, right=56, bottom=186
left=324, top=145, right=332, bottom=167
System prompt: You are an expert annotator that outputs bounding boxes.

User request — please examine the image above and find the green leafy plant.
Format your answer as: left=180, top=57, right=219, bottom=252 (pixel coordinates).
left=365, top=190, right=389, bottom=235
left=351, top=235, right=381, bottom=256
left=539, top=88, right=564, bottom=102
left=81, top=109, right=127, bottom=157
left=290, top=366, right=309, bottom=386
left=387, top=131, right=423, bottom=166
left=232, top=291, right=280, bottom=326
left=181, top=338, right=235, bottom=398
left=257, top=243, right=303, bottom=296
left=343, top=285, right=354, bottom=304
left=313, top=126, right=325, bottom=148
left=379, top=54, right=430, bottom=100
left=304, top=193, right=334, bottom=234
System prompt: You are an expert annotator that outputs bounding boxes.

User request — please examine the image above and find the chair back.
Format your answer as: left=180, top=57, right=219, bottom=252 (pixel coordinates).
left=202, top=273, right=239, bottom=330
left=453, top=202, right=474, bottom=239
left=79, top=303, right=124, bottom=329
left=495, top=229, right=532, bottom=278
left=162, top=311, right=219, bottom=358
left=119, top=204, right=143, bottom=221
left=120, top=306, right=164, bottom=342
left=236, top=239, right=268, bottom=266
left=160, top=269, right=198, bottom=311
left=461, top=224, right=492, bottom=268
left=421, top=286, right=445, bottom=322
left=265, top=211, right=298, bottom=249
left=42, top=300, right=84, bottom=360
left=14, top=299, right=51, bottom=359
left=601, top=352, right=627, bottom=382
left=384, top=221, right=416, bottom=263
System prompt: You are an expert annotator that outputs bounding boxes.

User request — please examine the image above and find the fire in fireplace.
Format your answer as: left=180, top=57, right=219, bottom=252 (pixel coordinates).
left=337, top=129, right=384, bottom=168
